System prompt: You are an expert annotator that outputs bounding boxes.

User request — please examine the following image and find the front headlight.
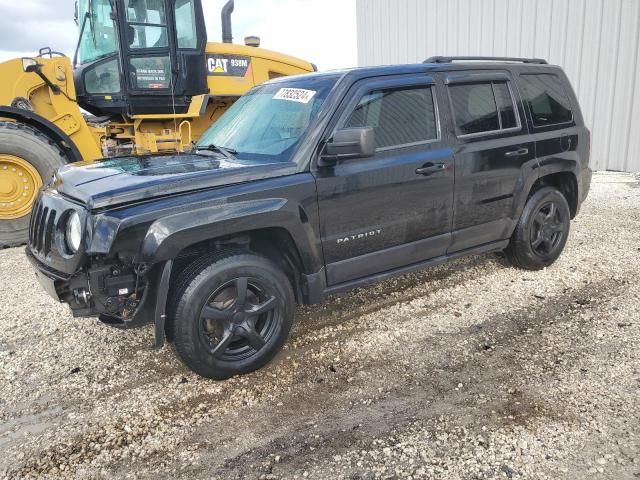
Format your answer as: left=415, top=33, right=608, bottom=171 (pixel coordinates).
left=65, top=211, right=82, bottom=253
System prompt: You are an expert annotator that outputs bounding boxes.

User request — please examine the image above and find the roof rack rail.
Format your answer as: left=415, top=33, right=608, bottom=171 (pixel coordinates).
left=424, top=56, right=548, bottom=65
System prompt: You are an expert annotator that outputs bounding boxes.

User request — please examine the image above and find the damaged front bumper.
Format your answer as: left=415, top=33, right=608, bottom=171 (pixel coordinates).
left=26, top=247, right=89, bottom=313
left=25, top=248, right=169, bottom=340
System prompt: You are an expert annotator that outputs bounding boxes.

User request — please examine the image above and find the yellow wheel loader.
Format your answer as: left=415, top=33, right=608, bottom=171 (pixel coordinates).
left=0, top=0, right=315, bottom=247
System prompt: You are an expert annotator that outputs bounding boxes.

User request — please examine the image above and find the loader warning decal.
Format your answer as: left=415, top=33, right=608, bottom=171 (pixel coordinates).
left=136, top=68, right=169, bottom=89
left=206, top=54, right=251, bottom=77
left=273, top=88, right=316, bottom=104
left=131, top=57, right=170, bottom=89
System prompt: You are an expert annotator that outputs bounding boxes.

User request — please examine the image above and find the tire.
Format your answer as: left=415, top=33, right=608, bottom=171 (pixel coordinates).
left=0, top=122, right=67, bottom=248
left=169, top=251, right=295, bottom=379
left=505, top=187, right=571, bottom=270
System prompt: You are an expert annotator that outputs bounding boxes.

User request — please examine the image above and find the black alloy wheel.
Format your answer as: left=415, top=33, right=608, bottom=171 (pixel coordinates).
left=529, top=201, right=566, bottom=256
left=170, top=252, right=294, bottom=379
left=199, top=277, right=280, bottom=361
left=505, top=186, right=571, bottom=270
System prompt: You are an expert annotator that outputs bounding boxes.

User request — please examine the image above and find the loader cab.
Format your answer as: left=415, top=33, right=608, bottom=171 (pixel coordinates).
left=73, top=0, right=208, bottom=116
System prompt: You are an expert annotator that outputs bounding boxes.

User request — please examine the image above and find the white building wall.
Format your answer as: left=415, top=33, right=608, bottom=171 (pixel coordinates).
left=356, top=0, right=640, bottom=172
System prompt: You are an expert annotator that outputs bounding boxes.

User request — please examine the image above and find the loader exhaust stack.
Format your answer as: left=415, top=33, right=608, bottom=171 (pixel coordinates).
left=221, top=0, right=234, bottom=43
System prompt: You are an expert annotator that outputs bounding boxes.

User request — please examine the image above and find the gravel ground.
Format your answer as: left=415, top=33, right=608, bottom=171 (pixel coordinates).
left=0, top=171, right=639, bottom=480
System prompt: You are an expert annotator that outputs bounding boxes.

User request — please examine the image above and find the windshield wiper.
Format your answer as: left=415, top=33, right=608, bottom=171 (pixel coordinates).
left=196, top=144, right=237, bottom=160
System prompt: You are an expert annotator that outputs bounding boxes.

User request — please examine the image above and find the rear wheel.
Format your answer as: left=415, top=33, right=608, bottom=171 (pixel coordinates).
left=0, top=122, right=67, bottom=247
left=170, top=252, right=294, bottom=379
left=505, top=187, right=571, bottom=270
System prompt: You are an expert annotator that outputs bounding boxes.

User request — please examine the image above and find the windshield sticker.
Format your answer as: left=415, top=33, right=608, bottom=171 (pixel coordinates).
left=273, top=88, right=316, bottom=104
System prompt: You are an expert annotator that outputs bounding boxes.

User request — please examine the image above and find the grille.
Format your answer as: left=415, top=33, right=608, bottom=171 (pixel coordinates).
left=29, top=199, right=57, bottom=256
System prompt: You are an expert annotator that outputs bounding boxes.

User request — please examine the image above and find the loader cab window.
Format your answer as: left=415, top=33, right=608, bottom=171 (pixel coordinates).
left=77, top=0, right=118, bottom=64
left=125, top=0, right=168, bottom=49
left=175, top=0, right=198, bottom=49
left=76, top=0, right=208, bottom=115
left=84, top=58, right=122, bottom=93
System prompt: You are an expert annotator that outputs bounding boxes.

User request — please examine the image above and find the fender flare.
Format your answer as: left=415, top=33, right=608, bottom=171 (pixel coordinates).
left=536, top=157, right=579, bottom=178
left=536, top=159, right=581, bottom=216
left=139, top=198, right=323, bottom=273
left=0, top=106, right=83, bottom=162
left=512, top=158, right=579, bottom=223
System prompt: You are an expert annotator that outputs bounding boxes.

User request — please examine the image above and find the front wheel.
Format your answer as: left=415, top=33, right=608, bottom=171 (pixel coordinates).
left=170, top=252, right=294, bottom=379
left=505, top=187, right=571, bottom=270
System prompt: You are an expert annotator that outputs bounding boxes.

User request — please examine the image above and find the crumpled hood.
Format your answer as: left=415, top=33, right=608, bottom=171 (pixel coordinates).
left=53, top=153, right=297, bottom=210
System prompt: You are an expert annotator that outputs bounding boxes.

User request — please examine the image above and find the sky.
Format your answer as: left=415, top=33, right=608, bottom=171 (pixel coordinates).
left=0, top=0, right=357, bottom=70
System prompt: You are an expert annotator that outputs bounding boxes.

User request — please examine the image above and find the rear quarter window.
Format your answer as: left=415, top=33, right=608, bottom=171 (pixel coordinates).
left=519, top=73, right=573, bottom=127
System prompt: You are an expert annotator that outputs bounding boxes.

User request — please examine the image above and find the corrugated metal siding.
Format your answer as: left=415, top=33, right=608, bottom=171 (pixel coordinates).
left=356, top=0, right=640, bottom=172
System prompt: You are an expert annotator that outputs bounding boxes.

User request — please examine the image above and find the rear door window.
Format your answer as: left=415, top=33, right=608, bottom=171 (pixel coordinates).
left=345, top=85, right=439, bottom=150
left=448, top=81, right=520, bottom=137
left=519, top=74, right=573, bottom=127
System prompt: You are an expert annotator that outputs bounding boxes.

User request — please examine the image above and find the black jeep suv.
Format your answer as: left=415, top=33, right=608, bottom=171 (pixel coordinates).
left=27, top=56, right=592, bottom=379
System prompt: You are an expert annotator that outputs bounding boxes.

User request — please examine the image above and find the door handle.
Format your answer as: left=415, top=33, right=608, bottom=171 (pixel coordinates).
left=504, top=148, right=529, bottom=158
left=415, top=162, right=446, bottom=176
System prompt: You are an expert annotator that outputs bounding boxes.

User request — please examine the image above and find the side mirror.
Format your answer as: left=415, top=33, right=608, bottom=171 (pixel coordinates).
left=321, top=127, right=375, bottom=165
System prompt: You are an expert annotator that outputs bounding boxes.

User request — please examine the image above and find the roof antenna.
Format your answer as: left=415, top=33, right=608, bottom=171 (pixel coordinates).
left=221, top=0, right=234, bottom=43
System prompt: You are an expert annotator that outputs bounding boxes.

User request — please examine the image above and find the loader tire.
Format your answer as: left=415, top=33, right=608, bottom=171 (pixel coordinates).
left=0, top=122, right=67, bottom=248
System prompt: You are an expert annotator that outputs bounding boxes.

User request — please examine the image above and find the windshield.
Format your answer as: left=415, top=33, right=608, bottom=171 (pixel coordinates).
left=196, top=76, right=339, bottom=165
left=77, top=0, right=118, bottom=65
